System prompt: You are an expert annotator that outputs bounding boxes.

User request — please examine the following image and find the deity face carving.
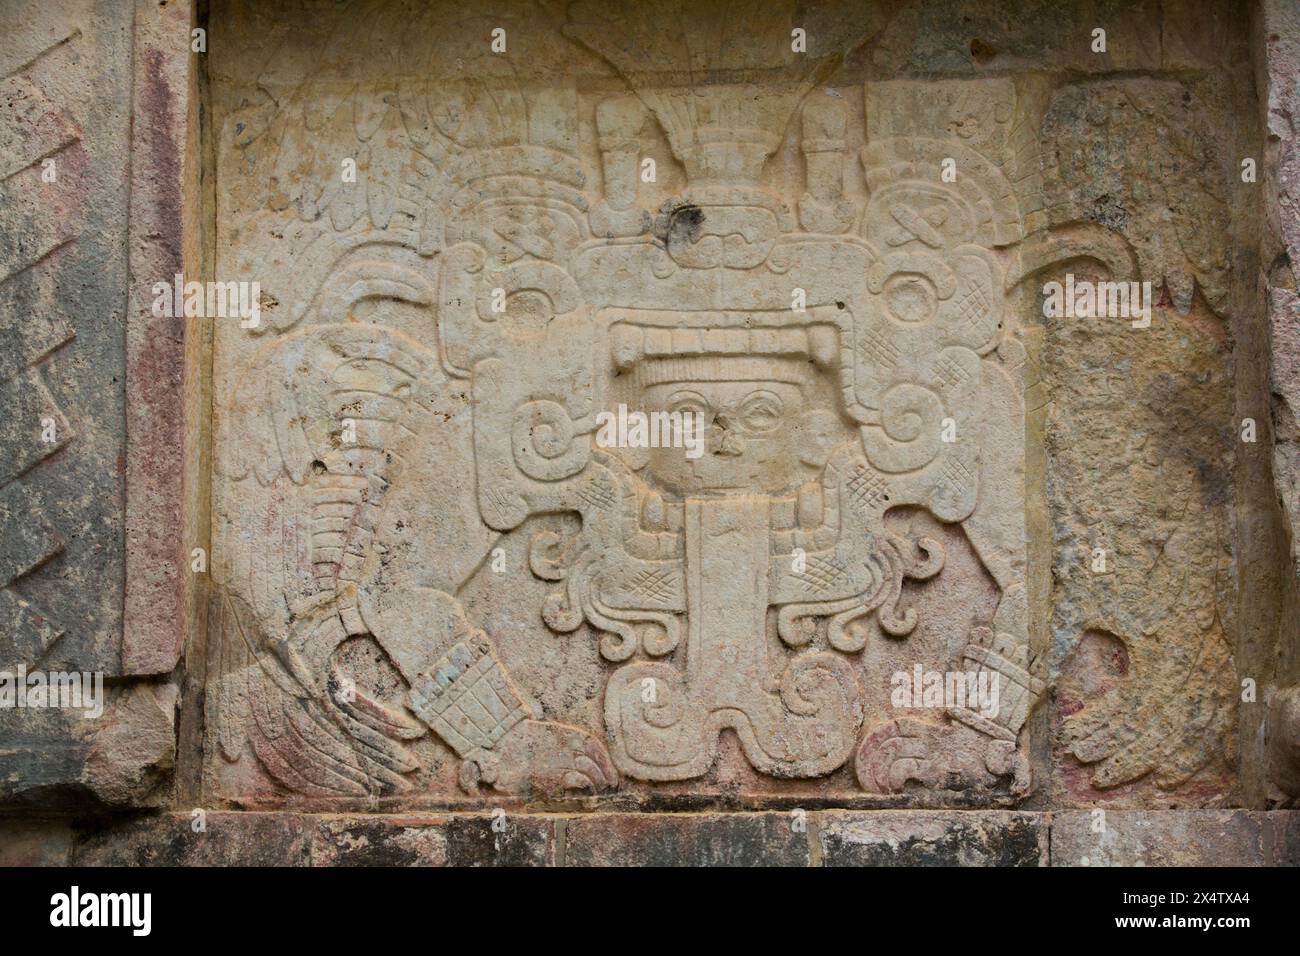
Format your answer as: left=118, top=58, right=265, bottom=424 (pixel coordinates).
left=639, top=377, right=807, bottom=496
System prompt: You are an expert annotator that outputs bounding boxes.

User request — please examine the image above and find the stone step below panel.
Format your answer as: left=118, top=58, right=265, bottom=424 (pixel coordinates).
left=1, top=810, right=1295, bottom=867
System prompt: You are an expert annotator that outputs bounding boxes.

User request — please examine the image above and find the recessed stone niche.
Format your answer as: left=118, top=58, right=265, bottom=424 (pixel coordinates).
left=199, top=0, right=1247, bottom=813
left=3, top=0, right=1300, bottom=866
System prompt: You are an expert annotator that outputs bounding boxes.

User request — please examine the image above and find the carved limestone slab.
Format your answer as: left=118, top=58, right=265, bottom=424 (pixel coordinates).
left=202, top=0, right=1244, bottom=809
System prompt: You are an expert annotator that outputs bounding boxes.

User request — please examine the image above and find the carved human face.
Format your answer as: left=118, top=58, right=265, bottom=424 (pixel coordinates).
left=640, top=380, right=806, bottom=496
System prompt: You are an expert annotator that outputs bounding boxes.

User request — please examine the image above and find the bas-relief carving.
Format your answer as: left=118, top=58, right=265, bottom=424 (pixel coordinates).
left=1, top=3, right=97, bottom=672
left=1032, top=76, right=1239, bottom=803
left=205, top=0, right=1228, bottom=806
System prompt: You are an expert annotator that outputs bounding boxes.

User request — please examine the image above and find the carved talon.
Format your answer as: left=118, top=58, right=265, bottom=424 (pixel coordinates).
left=480, top=719, right=619, bottom=797
left=856, top=718, right=1013, bottom=794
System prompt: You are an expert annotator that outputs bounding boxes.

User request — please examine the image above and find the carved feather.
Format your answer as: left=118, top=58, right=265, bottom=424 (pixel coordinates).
left=213, top=586, right=419, bottom=797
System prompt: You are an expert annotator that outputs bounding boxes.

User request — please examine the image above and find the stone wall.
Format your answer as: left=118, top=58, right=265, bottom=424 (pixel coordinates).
left=2, top=0, right=1299, bottom=866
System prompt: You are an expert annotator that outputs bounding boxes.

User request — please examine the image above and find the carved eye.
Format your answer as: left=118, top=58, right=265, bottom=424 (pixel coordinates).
left=737, top=390, right=784, bottom=434
left=666, top=390, right=711, bottom=421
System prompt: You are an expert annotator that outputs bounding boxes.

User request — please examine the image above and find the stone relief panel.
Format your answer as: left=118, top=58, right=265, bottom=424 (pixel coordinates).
left=1, top=0, right=131, bottom=801
left=0, top=0, right=190, bottom=808
left=0, top=0, right=127, bottom=679
left=1038, top=75, right=1241, bottom=807
left=203, top=0, right=1240, bottom=809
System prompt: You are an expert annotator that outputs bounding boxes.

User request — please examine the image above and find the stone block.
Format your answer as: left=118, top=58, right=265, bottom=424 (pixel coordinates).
left=565, top=812, right=810, bottom=866
left=1050, top=810, right=1276, bottom=867
left=818, top=811, right=1045, bottom=866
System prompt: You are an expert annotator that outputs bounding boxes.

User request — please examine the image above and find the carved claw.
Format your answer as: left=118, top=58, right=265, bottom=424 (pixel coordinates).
left=477, top=720, right=619, bottom=798
left=855, top=718, right=1024, bottom=794
left=457, top=748, right=500, bottom=793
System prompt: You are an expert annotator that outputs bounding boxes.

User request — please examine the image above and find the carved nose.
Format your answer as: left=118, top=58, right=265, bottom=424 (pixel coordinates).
left=712, top=422, right=745, bottom=457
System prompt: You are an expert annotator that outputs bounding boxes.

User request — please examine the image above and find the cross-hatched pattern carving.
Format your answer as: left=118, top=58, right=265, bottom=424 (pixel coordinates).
left=846, top=464, right=889, bottom=514
left=800, top=555, right=848, bottom=595
left=933, top=355, right=969, bottom=388
left=859, top=327, right=900, bottom=370
left=629, top=566, right=677, bottom=604
left=410, top=643, right=530, bottom=754
left=483, top=484, right=519, bottom=517
left=577, top=474, right=618, bottom=511
left=939, top=456, right=973, bottom=491
left=956, top=275, right=993, bottom=333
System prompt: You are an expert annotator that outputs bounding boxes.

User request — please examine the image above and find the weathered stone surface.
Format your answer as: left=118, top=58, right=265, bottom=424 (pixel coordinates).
left=123, top=0, right=204, bottom=676
left=0, top=0, right=194, bottom=809
left=0, top=683, right=176, bottom=809
left=311, top=815, right=450, bottom=866
left=869, top=0, right=1163, bottom=76
left=443, top=814, right=557, bottom=867
left=1051, top=810, right=1299, bottom=867
left=74, top=812, right=312, bottom=867
left=0, top=0, right=130, bottom=677
left=4, top=0, right=1300, bottom=867
left=1264, top=0, right=1300, bottom=549
left=565, top=812, right=809, bottom=866
left=16, top=809, right=1289, bottom=866
left=188, top=0, right=1272, bottom=820
left=69, top=812, right=553, bottom=866
left=1258, top=0, right=1300, bottom=806
left=0, top=819, right=74, bottom=866
left=819, top=810, right=1044, bottom=866
left=81, top=684, right=177, bottom=807
left=1047, top=296, right=1238, bottom=805
left=1032, top=61, right=1254, bottom=807
left=326, top=813, right=579, bottom=866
